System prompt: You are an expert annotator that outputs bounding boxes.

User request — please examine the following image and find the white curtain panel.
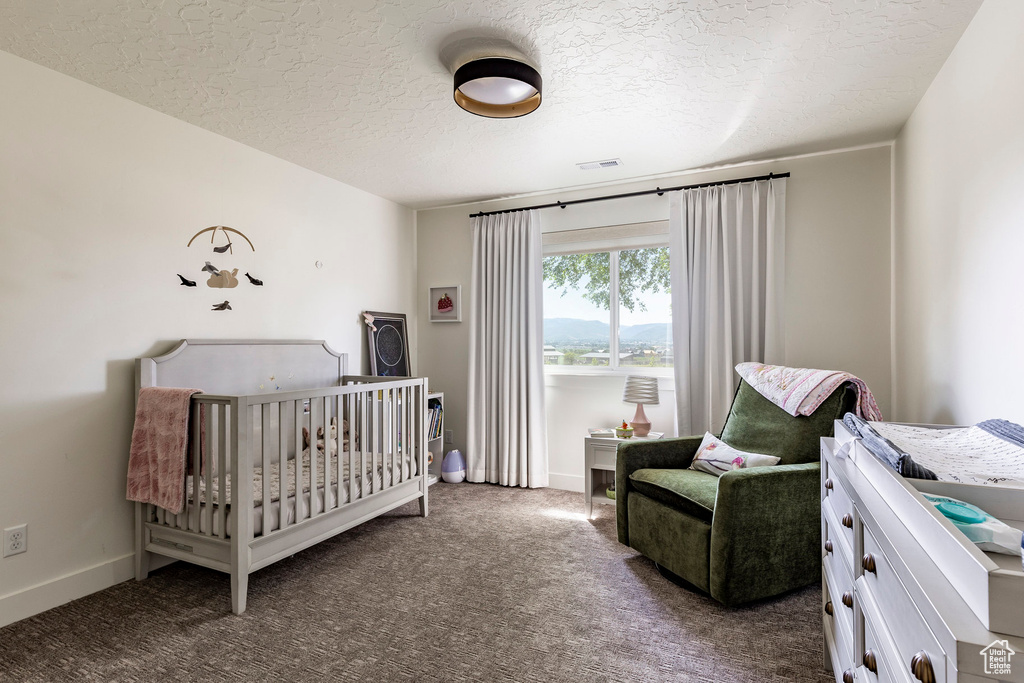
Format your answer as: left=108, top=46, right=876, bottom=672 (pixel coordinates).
left=670, top=178, right=787, bottom=436
left=466, top=210, right=549, bottom=488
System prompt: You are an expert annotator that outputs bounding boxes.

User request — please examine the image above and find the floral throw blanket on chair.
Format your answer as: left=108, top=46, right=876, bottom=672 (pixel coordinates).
left=735, top=362, right=882, bottom=421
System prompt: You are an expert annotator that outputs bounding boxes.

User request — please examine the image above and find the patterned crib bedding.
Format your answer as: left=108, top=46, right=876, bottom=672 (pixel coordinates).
left=187, top=450, right=418, bottom=509
left=843, top=414, right=1024, bottom=487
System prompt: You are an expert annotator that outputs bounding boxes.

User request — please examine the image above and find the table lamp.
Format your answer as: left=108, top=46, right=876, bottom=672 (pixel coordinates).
left=622, top=376, right=659, bottom=437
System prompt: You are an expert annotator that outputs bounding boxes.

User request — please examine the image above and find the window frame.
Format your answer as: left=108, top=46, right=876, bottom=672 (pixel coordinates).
left=542, top=229, right=673, bottom=377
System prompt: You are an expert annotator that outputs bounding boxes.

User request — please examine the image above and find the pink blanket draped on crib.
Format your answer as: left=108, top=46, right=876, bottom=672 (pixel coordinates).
left=735, top=362, right=882, bottom=421
left=126, top=386, right=202, bottom=514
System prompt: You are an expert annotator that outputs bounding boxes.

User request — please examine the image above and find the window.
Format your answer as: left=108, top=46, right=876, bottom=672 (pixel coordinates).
left=543, top=244, right=672, bottom=370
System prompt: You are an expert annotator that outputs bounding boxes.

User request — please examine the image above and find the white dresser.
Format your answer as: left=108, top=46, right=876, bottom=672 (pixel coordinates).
left=821, top=425, right=1024, bottom=683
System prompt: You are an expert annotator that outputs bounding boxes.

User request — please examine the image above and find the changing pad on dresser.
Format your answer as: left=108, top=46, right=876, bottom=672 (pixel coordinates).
left=843, top=414, right=1024, bottom=487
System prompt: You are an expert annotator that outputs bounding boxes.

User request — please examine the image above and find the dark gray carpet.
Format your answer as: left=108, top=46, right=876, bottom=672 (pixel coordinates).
left=0, top=484, right=831, bottom=682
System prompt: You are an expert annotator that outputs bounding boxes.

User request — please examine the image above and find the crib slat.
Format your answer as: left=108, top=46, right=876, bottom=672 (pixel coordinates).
left=399, top=387, right=406, bottom=483
left=324, top=395, right=332, bottom=511
left=218, top=404, right=228, bottom=539
left=294, top=400, right=305, bottom=525
left=395, top=387, right=402, bottom=485
left=372, top=389, right=380, bottom=491
left=191, top=404, right=201, bottom=532
left=382, top=390, right=389, bottom=491
left=372, top=389, right=379, bottom=494
left=310, top=398, right=319, bottom=516
left=417, top=385, right=424, bottom=482
left=332, top=395, right=340, bottom=510
left=337, top=394, right=344, bottom=506
left=204, top=406, right=214, bottom=535
left=403, top=387, right=411, bottom=479
left=379, top=387, right=385, bottom=493
left=262, top=404, right=272, bottom=536
left=405, top=386, right=411, bottom=481
left=390, top=389, right=397, bottom=489
left=278, top=401, right=289, bottom=531
left=342, top=395, right=350, bottom=507
left=361, top=388, right=370, bottom=497
left=346, top=393, right=354, bottom=503
left=364, top=389, right=372, bottom=497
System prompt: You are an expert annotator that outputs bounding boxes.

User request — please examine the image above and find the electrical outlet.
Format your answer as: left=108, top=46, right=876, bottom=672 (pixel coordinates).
left=445, top=429, right=454, bottom=444
left=4, top=524, right=27, bottom=557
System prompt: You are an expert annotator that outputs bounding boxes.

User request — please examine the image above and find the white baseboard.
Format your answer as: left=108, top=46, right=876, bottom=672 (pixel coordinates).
left=0, top=553, right=134, bottom=628
left=547, top=472, right=584, bottom=493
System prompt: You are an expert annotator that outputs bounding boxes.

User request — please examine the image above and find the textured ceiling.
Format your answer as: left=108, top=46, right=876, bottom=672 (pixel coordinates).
left=0, top=0, right=983, bottom=209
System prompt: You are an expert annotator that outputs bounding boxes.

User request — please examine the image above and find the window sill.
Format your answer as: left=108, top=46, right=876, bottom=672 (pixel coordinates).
left=543, top=366, right=674, bottom=377
left=543, top=367, right=675, bottom=390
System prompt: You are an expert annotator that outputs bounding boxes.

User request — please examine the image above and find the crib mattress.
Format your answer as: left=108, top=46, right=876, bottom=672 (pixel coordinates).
left=181, top=451, right=418, bottom=537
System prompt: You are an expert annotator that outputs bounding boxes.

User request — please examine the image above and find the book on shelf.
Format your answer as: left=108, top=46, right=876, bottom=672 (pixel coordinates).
left=427, top=405, right=443, bottom=440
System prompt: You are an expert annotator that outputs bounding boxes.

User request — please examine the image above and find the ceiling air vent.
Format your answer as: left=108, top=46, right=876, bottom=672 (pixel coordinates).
left=577, top=158, right=623, bottom=171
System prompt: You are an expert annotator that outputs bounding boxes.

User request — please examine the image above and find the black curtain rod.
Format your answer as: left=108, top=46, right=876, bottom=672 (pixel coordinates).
left=469, top=171, right=790, bottom=218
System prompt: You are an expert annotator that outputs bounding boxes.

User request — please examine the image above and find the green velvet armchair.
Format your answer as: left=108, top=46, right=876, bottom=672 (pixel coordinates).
left=616, top=379, right=857, bottom=606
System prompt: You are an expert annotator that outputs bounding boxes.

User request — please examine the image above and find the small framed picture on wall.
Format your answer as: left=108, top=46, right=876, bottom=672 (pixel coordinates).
left=429, top=285, right=461, bottom=323
left=365, top=311, right=410, bottom=377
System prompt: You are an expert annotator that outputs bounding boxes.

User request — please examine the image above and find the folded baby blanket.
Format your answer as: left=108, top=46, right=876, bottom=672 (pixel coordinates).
left=127, top=386, right=202, bottom=514
left=735, top=362, right=882, bottom=421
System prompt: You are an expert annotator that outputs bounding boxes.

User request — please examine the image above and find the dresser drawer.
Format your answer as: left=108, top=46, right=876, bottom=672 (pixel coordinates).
left=862, top=601, right=912, bottom=683
left=823, top=455, right=853, bottom=512
left=823, top=599, right=854, bottom=683
left=589, top=442, right=617, bottom=469
left=823, top=544, right=856, bottom=649
left=823, top=498, right=855, bottom=580
left=860, top=526, right=945, bottom=683
left=823, top=472, right=856, bottom=551
left=832, top=587, right=857, bottom=683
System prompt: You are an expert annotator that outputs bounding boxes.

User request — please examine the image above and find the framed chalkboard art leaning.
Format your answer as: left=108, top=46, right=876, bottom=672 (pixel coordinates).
left=364, top=311, right=410, bottom=377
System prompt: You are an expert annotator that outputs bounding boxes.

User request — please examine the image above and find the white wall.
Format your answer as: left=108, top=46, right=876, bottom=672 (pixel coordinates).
left=417, top=146, right=892, bottom=491
left=0, top=51, right=416, bottom=626
left=893, top=0, right=1024, bottom=425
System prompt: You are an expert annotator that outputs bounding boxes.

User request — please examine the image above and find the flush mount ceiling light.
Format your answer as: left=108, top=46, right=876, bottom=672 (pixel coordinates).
left=453, top=57, right=542, bottom=119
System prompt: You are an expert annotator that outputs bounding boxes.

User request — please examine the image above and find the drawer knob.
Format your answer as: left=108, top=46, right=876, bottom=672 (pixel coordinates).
left=863, top=650, right=878, bottom=674
left=842, top=669, right=855, bottom=683
left=824, top=540, right=833, bottom=554
left=842, top=591, right=854, bottom=609
left=910, top=651, right=936, bottom=683
left=824, top=600, right=834, bottom=616
left=842, top=513, right=854, bottom=528
left=862, top=553, right=877, bottom=574
left=825, top=478, right=834, bottom=491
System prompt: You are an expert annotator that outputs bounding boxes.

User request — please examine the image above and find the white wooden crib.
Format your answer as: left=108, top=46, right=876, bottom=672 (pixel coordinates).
left=134, top=339, right=428, bottom=614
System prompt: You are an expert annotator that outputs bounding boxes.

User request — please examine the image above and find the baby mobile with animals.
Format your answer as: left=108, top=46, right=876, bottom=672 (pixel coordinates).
left=178, top=225, right=265, bottom=311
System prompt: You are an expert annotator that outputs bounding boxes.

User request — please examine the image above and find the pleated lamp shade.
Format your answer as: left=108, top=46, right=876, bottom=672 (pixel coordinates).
left=622, top=376, right=659, bottom=405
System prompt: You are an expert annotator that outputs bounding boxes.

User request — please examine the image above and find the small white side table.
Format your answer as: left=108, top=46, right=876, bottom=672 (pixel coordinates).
left=584, top=434, right=666, bottom=518
left=584, top=437, right=618, bottom=519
